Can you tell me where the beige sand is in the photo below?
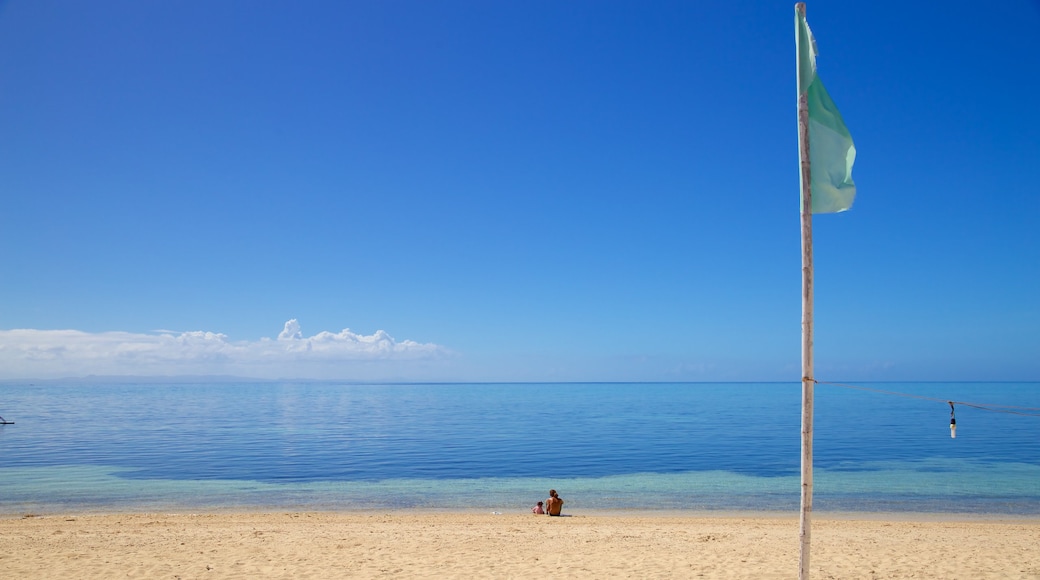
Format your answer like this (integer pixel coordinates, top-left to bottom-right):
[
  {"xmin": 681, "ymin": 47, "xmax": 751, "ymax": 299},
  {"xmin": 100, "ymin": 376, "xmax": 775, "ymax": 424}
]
[{"xmin": 1, "ymin": 512, "xmax": 1038, "ymax": 579}]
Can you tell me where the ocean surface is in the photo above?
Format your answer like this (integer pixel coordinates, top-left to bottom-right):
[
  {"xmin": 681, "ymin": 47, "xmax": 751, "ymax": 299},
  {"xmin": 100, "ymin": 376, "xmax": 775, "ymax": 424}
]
[{"xmin": 1, "ymin": 382, "xmax": 1038, "ymax": 515}]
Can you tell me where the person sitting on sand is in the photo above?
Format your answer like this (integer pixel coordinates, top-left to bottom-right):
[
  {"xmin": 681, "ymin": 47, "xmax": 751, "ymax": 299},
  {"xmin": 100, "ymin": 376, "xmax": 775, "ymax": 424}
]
[
  {"xmin": 532, "ymin": 501, "xmax": 544, "ymax": 514},
  {"xmin": 545, "ymin": 490, "xmax": 563, "ymax": 516}
]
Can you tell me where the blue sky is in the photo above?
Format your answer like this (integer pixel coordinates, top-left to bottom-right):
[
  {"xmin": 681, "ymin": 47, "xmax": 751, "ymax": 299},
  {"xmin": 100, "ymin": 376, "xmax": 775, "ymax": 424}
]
[{"xmin": 1, "ymin": 0, "xmax": 1037, "ymax": 382}]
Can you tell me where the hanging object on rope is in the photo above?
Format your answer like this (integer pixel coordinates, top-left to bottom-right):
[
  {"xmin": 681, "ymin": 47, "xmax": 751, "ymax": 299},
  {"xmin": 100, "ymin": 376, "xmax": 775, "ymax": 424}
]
[{"xmin": 949, "ymin": 402, "xmax": 956, "ymax": 439}]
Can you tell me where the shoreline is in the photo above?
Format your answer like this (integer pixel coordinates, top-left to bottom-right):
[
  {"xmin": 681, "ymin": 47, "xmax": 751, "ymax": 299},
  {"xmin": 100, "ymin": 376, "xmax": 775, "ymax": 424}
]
[
  {"xmin": 2, "ymin": 511, "xmax": 1038, "ymax": 578},
  {"xmin": 5, "ymin": 507, "xmax": 1040, "ymax": 523}
]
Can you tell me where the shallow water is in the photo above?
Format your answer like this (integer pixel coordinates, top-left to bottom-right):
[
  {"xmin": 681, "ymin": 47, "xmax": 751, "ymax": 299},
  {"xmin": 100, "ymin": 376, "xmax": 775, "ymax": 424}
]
[{"xmin": 1, "ymin": 382, "xmax": 1037, "ymax": 514}]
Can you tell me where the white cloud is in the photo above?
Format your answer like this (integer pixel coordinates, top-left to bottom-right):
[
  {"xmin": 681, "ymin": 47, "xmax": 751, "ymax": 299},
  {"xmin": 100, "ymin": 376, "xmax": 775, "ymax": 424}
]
[{"xmin": 0, "ymin": 320, "xmax": 450, "ymax": 380}]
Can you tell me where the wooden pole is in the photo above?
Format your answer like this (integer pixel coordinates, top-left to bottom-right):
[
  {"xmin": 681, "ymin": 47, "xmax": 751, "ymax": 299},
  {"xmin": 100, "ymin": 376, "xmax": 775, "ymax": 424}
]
[{"xmin": 795, "ymin": 3, "xmax": 814, "ymax": 580}]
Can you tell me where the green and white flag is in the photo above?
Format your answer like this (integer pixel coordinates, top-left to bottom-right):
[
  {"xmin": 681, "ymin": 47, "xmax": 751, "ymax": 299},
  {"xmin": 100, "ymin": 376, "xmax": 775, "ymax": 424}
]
[{"xmin": 796, "ymin": 7, "xmax": 856, "ymax": 214}]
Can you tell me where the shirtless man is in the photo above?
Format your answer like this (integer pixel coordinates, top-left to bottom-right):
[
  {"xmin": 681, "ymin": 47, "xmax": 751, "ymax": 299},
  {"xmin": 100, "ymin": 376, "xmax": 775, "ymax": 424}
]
[{"xmin": 545, "ymin": 489, "xmax": 563, "ymax": 516}]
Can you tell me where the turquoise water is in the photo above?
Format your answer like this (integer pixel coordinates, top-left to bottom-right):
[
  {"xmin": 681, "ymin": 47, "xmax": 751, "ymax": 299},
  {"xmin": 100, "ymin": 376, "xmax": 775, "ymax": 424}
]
[{"xmin": 1, "ymin": 382, "xmax": 1037, "ymax": 514}]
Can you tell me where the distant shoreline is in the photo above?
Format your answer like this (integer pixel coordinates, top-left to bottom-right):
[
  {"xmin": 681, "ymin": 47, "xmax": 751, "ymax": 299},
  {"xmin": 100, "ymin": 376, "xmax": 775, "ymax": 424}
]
[{"xmin": 3, "ymin": 377, "xmax": 1035, "ymax": 385}]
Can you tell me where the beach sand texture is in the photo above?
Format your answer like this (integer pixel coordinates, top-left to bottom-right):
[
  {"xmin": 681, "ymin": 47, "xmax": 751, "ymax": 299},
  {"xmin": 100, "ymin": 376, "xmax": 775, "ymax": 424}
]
[{"xmin": 1, "ymin": 512, "xmax": 1038, "ymax": 579}]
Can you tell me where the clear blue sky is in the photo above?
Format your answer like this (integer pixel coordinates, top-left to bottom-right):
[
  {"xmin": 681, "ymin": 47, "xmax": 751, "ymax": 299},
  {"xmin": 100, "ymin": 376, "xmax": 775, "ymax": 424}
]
[{"xmin": 1, "ymin": 0, "xmax": 1037, "ymax": 382}]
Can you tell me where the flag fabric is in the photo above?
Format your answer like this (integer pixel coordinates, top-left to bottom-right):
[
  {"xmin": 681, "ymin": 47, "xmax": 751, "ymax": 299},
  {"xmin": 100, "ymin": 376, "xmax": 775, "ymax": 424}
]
[{"xmin": 796, "ymin": 7, "xmax": 856, "ymax": 214}]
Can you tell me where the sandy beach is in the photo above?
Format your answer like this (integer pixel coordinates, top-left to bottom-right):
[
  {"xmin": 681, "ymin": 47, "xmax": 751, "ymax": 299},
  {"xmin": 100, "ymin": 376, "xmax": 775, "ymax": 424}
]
[{"xmin": 1, "ymin": 512, "xmax": 1038, "ymax": 579}]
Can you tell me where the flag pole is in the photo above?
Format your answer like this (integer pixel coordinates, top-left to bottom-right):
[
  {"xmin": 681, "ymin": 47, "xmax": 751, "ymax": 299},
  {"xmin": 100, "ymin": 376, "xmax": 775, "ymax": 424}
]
[{"xmin": 795, "ymin": 3, "xmax": 815, "ymax": 580}]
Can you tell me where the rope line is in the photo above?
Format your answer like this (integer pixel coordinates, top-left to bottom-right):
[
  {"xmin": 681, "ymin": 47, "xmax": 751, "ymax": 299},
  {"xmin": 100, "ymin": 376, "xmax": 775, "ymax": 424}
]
[{"xmin": 814, "ymin": 380, "xmax": 1040, "ymax": 418}]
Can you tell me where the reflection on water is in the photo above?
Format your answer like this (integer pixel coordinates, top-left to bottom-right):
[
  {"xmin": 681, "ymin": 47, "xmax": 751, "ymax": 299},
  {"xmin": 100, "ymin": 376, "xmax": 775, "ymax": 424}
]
[{"xmin": 0, "ymin": 382, "xmax": 1038, "ymax": 514}]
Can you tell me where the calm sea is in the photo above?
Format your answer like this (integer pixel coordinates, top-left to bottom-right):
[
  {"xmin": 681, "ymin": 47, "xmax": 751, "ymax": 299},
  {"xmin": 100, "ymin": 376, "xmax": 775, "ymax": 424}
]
[{"xmin": 1, "ymin": 382, "xmax": 1038, "ymax": 515}]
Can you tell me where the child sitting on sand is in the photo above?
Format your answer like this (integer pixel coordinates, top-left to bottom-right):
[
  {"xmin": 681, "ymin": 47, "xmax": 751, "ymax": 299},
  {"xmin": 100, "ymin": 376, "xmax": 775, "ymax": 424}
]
[{"xmin": 532, "ymin": 501, "xmax": 545, "ymax": 514}]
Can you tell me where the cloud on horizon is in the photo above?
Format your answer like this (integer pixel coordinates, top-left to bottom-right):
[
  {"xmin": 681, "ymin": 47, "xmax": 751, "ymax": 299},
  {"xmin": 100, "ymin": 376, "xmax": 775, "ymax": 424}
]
[{"xmin": 0, "ymin": 320, "xmax": 450, "ymax": 380}]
